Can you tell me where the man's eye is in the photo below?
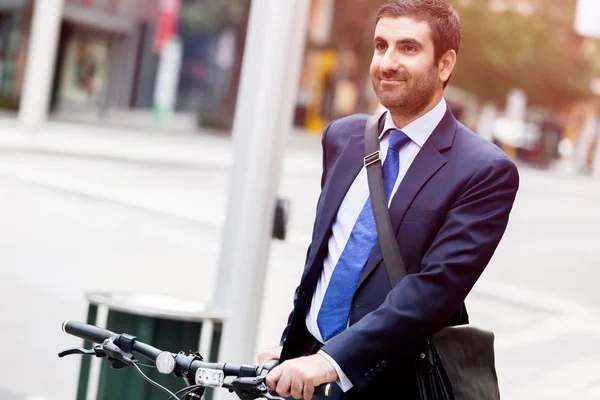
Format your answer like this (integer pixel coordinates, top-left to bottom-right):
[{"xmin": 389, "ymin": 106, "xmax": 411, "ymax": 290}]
[
  {"xmin": 404, "ymin": 45, "xmax": 417, "ymax": 52},
  {"xmin": 376, "ymin": 43, "xmax": 387, "ymax": 51}
]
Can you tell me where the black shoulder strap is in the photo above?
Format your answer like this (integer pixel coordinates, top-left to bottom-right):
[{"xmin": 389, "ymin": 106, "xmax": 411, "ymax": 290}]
[{"xmin": 364, "ymin": 111, "xmax": 407, "ymax": 287}]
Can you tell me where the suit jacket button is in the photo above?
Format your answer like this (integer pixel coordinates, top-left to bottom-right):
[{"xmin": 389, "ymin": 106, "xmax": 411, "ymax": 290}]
[{"xmin": 301, "ymin": 291, "xmax": 306, "ymax": 297}]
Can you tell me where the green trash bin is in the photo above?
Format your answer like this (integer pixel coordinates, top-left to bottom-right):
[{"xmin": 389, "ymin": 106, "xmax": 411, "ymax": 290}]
[{"xmin": 75, "ymin": 292, "xmax": 229, "ymax": 400}]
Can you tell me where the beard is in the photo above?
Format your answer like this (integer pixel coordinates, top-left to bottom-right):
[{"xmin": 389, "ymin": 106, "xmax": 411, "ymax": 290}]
[{"xmin": 372, "ymin": 66, "xmax": 438, "ymax": 118}]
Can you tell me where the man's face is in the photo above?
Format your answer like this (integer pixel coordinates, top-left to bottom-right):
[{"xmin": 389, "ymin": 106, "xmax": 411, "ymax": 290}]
[{"xmin": 370, "ymin": 17, "xmax": 442, "ymax": 117}]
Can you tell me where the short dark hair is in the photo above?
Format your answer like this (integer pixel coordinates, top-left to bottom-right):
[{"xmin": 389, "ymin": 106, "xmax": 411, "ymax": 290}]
[{"xmin": 376, "ymin": 0, "xmax": 462, "ymax": 64}]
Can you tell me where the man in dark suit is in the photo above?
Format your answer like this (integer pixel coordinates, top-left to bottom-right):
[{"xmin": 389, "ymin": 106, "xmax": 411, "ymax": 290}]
[{"xmin": 260, "ymin": 1, "xmax": 520, "ymax": 399}]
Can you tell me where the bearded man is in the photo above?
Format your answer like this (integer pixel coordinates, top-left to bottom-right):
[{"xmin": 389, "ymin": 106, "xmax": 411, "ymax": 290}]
[{"xmin": 259, "ymin": 1, "xmax": 520, "ymax": 399}]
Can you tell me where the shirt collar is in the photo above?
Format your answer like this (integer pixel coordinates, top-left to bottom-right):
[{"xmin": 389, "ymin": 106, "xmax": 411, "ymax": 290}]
[{"xmin": 380, "ymin": 97, "xmax": 447, "ymax": 147}]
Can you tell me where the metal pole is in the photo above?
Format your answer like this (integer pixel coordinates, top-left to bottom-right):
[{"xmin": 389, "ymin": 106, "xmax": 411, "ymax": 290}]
[
  {"xmin": 593, "ymin": 116, "xmax": 600, "ymax": 179},
  {"xmin": 213, "ymin": 0, "xmax": 310, "ymax": 377},
  {"xmin": 18, "ymin": 0, "xmax": 64, "ymax": 131}
]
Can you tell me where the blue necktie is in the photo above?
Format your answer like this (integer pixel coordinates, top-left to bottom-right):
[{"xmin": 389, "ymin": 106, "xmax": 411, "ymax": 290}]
[{"xmin": 317, "ymin": 129, "xmax": 410, "ymax": 342}]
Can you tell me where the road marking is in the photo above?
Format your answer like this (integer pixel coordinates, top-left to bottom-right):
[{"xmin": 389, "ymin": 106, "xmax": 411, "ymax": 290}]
[
  {"xmin": 141, "ymin": 224, "xmax": 220, "ymax": 252},
  {"xmin": 0, "ymin": 134, "xmax": 322, "ymax": 174},
  {"xmin": 0, "ymin": 160, "xmax": 315, "ymax": 252},
  {"xmin": 512, "ymin": 354, "xmax": 600, "ymax": 400},
  {"xmin": 473, "ymin": 280, "xmax": 592, "ymax": 317},
  {"xmin": 495, "ymin": 315, "xmax": 584, "ymax": 350},
  {"xmin": 472, "ymin": 282, "xmax": 600, "ymax": 350},
  {"xmin": 0, "ymin": 160, "xmax": 225, "ymax": 223}
]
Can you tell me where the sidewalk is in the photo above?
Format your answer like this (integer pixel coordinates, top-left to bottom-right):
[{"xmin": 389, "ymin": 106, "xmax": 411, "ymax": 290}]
[
  {"xmin": 0, "ymin": 117, "xmax": 323, "ymax": 248},
  {"xmin": 0, "ymin": 388, "xmax": 28, "ymax": 400},
  {"xmin": 0, "ymin": 117, "xmax": 323, "ymax": 171}
]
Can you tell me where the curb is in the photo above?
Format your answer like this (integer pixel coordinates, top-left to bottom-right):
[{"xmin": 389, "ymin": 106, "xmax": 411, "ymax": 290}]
[
  {"xmin": 0, "ymin": 145, "xmax": 229, "ymax": 169},
  {"xmin": 0, "ymin": 119, "xmax": 322, "ymax": 170},
  {"xmin": 0, "ymin": 388, "xmax": 43, "ymax": 400}
]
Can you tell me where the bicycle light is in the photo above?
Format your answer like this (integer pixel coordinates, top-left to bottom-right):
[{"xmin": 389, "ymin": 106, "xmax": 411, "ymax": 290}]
[
  {"xmin": 156, "ymin": 351, "xmax": 176, "ymax": 374},
  {"xmin": 195, "ymin": 368, "xmax": 225, "ymax": 387}
]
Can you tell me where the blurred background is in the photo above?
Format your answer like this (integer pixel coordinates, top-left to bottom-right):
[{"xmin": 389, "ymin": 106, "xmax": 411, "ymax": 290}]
[{"xmin": 0, "ymin": 0, "xmax": 599, "ymax": 399}]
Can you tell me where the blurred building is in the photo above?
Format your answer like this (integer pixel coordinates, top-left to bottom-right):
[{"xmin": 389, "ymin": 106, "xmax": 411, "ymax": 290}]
[
  {"xmin": 0, "ymin": 0, "xmax": 156, "ymax": 112},
  {"xmin": 0, "ymin": 0, "xmax": 468, "ymax": 134},
  {"xmin": 296, "ymin": 0, "xmax": 376, "ymax": 133},
  {"xmin": 0, "ymin": 0, "xmax": 252, "ymax": 130},
  {"xmin": 174, "ymin": 0, "xmax": 249, "ymax": 128},
  {"xmin": 55, "ymin": 0, "xmax": 156, "ymax": 115},
  {"xmin": 4, "ymin": 0, "xmax": 598, "ymax": 174},
  {"xmin": 0, "ymin": 0, "xmax": 31, "ymax": 110}
]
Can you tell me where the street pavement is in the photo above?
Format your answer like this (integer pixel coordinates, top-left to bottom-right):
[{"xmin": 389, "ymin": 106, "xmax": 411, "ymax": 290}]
[{"xmin": 0, "ymin": 119, "xmax": 599, "ymax": 399}]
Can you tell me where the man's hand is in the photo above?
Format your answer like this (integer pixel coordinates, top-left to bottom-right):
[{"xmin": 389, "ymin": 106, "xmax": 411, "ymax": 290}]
[
  {"xmin": 257, "ymin": 346, "xmax": 283, "ymax": 367},
  {"xmin": 265, "ymin": 354, "xmax": 338, "ymax": 400}
]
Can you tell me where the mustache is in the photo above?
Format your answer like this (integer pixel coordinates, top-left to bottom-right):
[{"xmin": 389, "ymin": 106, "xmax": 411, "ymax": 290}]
[{"xmin": 377, "ymin": 71, "xmax": 408, "ymax": 81}]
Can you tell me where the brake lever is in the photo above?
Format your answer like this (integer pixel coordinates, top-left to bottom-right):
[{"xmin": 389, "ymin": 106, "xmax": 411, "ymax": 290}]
[
  {"xmin": 253, "ymin": 380, "xmax": 284, "ymax": 400},
  {"xmin": 58, "ymin": 345, "xmax": 106, "ymax": 358},
  {"xmin": 226, "ymin": 377, "xmax": 285, "ymax": 400},
  {"xmin": 260, "ymin": 392, "xmax": 285, "ymax": 400},
  {"xmin": 255, "ymin": 360, "xmax": 286, "ymax": 399},
  {"xmin": 59, "ymin": 340, "xmax": 132, "ymax": 369}
]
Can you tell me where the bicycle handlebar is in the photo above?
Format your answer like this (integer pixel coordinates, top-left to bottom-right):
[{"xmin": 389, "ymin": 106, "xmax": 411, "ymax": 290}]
[
  {"xmin": 63, "ymin": 320, "xmax": 114, "ymax": 344},
  {"xmin": 62, "ymin": 320, "xmax": 332, "ymax": 398},
  {"xmin": 63, "ymin": 320, "xmax": 251, "ymax": 375}
]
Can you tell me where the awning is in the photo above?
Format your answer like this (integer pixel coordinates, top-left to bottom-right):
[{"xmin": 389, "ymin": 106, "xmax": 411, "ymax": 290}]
[
  {"xmin": 0, "ymin": 0, "xmax": 26, "ymax": 11},
  {"xmin": 63, "ymin": 5, "xmax": 135, "ymax": 34}
]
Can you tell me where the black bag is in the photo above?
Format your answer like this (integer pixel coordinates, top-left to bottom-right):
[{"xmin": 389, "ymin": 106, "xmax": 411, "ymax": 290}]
[{"xmin": 363, "ymin": 112, "xmax": 501, "ymax": 400}]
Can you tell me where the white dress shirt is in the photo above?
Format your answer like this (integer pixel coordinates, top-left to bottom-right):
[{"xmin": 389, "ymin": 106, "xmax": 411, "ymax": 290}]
[{"xmin": 306, "ymin": 98, "xmax": 448, "ymax": 391}]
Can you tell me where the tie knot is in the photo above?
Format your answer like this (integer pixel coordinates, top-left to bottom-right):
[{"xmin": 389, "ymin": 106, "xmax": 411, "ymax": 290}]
[{"xmin": 388, "ymin": 129, "xmax": 410, "ymax": 152}]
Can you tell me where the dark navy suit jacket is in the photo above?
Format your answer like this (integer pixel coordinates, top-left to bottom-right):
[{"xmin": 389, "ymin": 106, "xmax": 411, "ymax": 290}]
[{"xmin": 279, "ymin": 108, "xmax": 519, "ymax": 397}]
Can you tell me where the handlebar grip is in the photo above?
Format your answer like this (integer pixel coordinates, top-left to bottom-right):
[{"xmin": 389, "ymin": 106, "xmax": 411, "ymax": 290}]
[
  {"xmin": 62, "ymin": 320, "xmax": 115, "ymax": 344},
  {"xmin": 314, "ymin": 383, "xmax": 332, "ymax": 396}
]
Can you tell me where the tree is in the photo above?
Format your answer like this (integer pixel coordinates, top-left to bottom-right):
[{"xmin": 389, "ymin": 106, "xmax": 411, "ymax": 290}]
[
  {"xmin": 330, "ymin": 0, "xmax": 597, "ymax": 110},
  {"xmin": 449, "ymin": 0, "xmax": 596, "ymax": 108}
]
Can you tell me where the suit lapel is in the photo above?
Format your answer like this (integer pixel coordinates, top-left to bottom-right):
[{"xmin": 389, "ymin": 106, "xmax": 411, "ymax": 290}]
[
  {"xmin": 356, "ymin": 108, "xmax": 457, "ymax": 288},
  {"xmin": 311, "ymin": 115, "xmax": 389, "ymax": 262},
  {"xmin": 310, "ymin": 133, "xmax": 365, "ymax": 262}
]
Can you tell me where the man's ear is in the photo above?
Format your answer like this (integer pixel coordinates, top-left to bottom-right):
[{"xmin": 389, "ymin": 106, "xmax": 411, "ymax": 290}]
[{"xmin": 438, "ymin": 49, "xmax": 457, "ymax": 85}]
